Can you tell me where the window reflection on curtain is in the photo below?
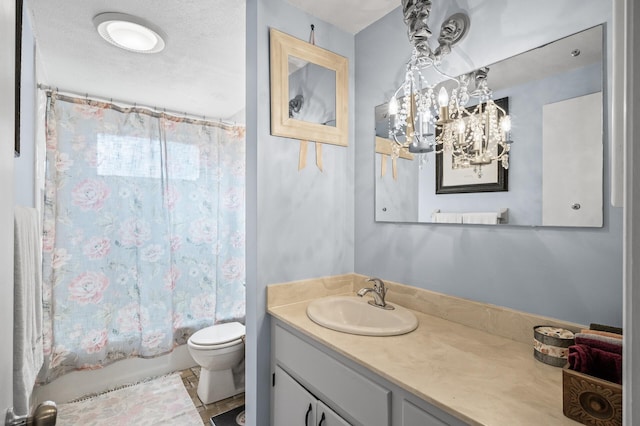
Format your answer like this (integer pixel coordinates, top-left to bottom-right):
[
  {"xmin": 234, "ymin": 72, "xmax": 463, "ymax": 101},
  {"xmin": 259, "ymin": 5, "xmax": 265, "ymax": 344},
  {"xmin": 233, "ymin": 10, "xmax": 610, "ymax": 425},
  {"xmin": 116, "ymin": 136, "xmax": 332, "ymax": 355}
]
[{"xmin": 39, "ymin": 94, "xmax": 245, "ymax": 383}]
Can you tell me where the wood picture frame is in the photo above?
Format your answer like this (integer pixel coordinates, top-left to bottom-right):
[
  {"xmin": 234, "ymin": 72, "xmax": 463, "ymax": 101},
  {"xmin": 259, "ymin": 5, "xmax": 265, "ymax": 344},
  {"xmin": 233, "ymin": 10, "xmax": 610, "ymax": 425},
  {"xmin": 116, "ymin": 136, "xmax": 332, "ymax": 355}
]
[
  {"xmin": 435, "ymin": 97, "xmax": 509, "ymax": 194},
  {"xmin": 269, "ymin": 27, "xmax": 348, "ymax": 147}
]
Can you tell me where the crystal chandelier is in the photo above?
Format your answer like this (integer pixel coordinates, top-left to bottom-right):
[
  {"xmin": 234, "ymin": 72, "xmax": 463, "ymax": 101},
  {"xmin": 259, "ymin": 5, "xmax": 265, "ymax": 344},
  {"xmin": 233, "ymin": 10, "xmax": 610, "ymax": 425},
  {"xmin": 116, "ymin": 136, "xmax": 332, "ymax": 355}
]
[
  {"xmin": 388, "ymin": 0, "xmax": 512, "ymax": 175},
  {"xmin": 436, "ymin": 67, "xmax": 512, "ymax": 177}
]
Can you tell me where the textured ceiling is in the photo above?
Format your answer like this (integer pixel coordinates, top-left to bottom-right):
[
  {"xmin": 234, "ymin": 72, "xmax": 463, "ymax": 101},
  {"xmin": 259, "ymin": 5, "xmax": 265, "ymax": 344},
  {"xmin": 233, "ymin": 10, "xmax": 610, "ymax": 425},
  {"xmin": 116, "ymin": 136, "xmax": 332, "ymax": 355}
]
[
  {"xmin": 25, "ymin": 1, "xmax": 599, "ymax": 123},
  {"xmin": 26, "ymin": 0, "xmax": 395, "ymax": 122},
  {"xmin": 27, "ymin": 0, "xmax": 247, "ymax": 120}
]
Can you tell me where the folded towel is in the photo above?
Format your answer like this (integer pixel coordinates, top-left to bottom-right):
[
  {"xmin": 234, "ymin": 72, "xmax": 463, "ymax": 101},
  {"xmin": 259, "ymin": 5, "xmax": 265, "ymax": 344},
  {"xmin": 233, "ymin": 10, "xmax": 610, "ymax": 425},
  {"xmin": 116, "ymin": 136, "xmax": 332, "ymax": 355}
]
[
  {"xmin": 568, "ymin": 344, "xmax": 623, "ymax": 385},
  {"xmin": 575, "ymin": 333, "xmax": 623, "ymax": 355},
  {"xmin": 431, "ymin": 212, "xmax": 463, "ymax": 223},
  {"xmin": 461, "ymin": 212, "xmax": 499, "ymax": 224},
  {"xmin": 580, "ymin": 329, "xmax": 623, "ymax": 340}
]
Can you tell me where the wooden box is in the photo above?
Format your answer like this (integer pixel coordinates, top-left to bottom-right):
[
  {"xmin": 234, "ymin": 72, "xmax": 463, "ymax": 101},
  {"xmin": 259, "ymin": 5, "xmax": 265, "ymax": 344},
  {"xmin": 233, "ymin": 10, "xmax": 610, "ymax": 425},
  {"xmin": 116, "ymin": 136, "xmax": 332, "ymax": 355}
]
[{"xmin": 563, "ymin": 366, "xmax": 622, "ymax": 425}]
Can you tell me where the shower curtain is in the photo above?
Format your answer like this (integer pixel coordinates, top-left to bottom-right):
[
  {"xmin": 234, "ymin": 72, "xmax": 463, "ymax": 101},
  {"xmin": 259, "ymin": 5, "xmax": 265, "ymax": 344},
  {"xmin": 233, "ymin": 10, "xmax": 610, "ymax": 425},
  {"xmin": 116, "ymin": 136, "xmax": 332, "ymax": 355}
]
[{"xmin": 39, "ymin": 94, "xmax": 245, "ymax": 383}]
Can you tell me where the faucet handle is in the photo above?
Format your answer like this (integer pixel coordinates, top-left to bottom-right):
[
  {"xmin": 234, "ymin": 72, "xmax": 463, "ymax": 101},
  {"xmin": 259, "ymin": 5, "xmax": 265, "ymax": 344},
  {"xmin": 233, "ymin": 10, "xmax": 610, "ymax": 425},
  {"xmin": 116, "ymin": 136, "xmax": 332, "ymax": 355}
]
[{"xmin": 367, "ymin": 277, "xmax": 386, "ymax": 295}]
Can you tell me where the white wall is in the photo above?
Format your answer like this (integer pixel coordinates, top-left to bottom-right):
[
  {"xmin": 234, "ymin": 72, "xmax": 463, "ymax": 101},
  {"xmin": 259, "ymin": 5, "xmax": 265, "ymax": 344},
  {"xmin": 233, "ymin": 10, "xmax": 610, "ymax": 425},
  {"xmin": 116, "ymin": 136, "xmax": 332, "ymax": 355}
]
[
  {"xmin": 355, "ymin": 0, "xmax": 623, "ymax": 327},
  {"xmin": 0, "ymin": 0, "xmax": 16, "ymax": 414},
  {"xmin": 246, "ymin": 0, "xmax": 355, "ymax": 424}
]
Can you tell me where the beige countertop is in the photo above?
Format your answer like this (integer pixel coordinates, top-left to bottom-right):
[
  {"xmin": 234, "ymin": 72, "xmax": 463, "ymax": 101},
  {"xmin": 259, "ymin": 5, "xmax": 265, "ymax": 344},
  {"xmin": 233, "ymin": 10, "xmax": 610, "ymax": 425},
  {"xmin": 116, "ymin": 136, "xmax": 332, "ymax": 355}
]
[{"xmin": 267, "ymin": 274, "xmax": 582, "ymax": 426}]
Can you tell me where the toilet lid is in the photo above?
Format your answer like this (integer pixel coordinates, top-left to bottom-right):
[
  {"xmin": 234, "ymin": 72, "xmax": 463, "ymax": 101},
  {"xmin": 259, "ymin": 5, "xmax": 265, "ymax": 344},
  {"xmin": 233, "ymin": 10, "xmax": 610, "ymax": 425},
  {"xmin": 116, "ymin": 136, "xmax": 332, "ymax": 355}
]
[{"xmin": 190, "ymin": 322, "xmax": 245, "ymax": 346}]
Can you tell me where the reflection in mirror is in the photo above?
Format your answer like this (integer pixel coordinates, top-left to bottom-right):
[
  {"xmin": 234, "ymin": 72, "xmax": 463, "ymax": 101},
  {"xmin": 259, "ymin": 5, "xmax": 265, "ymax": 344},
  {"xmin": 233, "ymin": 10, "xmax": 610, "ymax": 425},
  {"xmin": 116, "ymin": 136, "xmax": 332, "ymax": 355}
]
[
  {"xmin": 288, "ymin": 56, "xmax": 336, "ymax": 126},
  {"xmin": 375, "ymin": 25, "xmax": 604, "ymax": 227},
  {"xmin": 269, "ymin": 28, "xmax": 348, "ymax": 147}
]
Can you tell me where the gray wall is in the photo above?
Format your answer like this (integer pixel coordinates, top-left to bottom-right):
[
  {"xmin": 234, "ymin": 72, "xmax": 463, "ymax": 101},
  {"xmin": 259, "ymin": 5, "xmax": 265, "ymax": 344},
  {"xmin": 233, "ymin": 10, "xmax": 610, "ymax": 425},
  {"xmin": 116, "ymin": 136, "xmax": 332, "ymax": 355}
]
[
  {"xmin": 246, "ymin": 0, "xmax": 355, "ymax": 424},
  {"xmin": 355, "ymin": 1, "xmax": 623, "ymax": 327},
  {"xmin": 1, "ymin": 0, "xmax": 17, "ymax": 416}
]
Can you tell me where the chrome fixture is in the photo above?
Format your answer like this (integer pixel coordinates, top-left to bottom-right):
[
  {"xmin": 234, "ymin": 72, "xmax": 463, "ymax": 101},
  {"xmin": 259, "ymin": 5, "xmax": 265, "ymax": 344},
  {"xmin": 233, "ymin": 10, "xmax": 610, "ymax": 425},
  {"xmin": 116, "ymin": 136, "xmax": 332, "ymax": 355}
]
[
  {"xmin": 388, "ymin": 0, "xmax": 512, "ymax": 175},
  {"xmin": 357, "ymin": 277, "xmax": 394, "ymax": 310},
  {"xmin": 5, "ymin": 401, "xmax": 57, "ymax": 426},
  {"xmin": 438, "ymin": 67, "xmax": 512, "ymax": 177}
]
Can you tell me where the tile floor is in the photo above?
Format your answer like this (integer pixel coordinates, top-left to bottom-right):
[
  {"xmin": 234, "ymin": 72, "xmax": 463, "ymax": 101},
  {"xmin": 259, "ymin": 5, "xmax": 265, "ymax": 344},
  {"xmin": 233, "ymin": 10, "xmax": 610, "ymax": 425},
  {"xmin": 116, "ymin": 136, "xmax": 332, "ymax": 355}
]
[{"xmin": 180, "ymin": 366, "xmax": 245, "ymax": 425}]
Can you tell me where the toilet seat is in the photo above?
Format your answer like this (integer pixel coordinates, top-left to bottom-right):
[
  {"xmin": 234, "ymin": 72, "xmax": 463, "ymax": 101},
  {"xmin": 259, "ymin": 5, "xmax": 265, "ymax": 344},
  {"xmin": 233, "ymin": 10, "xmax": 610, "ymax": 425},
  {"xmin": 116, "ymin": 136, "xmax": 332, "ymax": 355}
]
[{"xmin": 189, "ymin": 322, "xmax": 245, "ymax": 347}]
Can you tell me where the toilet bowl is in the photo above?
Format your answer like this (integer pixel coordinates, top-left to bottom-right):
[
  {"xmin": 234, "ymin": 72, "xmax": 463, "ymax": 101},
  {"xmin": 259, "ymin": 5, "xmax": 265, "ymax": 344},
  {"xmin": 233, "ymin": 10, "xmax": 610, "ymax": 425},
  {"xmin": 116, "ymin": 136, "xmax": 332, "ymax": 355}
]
[{"xmin": 187, "ymin": 322, "xmax": 245, "ymax": 404}]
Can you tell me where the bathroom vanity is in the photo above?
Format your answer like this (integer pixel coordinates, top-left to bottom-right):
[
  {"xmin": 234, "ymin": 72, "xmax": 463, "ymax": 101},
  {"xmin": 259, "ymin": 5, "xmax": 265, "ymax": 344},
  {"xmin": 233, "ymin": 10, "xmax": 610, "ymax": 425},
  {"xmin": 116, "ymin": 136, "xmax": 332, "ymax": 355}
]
[
  {"xmin": 271, "ymin": 319, "xmax": 465, "ymax": 425},
  {"xmin": 268, "ymin": 274, "xmax": 583, "ymax": 425}
]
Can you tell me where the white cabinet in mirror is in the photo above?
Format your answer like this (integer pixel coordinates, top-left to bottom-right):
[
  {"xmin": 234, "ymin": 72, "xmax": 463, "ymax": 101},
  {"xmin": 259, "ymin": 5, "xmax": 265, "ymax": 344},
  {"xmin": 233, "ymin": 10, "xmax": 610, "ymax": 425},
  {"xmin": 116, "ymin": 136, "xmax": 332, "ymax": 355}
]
[{"xmin": 374, "ymin": 25, "xmax": 604, "ymax": 227}]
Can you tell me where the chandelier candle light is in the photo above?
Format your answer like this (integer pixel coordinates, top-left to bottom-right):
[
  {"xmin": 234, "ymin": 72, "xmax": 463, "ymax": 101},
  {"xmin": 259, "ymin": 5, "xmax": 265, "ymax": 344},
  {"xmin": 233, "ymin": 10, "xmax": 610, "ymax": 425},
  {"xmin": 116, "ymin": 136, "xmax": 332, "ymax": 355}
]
[{"xmin": 388, "ymin": 0, "xmax": 512, "ymax": 177}]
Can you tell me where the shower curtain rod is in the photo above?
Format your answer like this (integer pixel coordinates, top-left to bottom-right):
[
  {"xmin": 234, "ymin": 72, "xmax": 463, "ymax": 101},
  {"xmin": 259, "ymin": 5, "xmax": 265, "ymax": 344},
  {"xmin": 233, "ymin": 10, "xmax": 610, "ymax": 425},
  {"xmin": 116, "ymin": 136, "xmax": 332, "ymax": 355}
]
[{"xmin": 37, "ymin": 83, "xmax": 239, "ymax": 128}]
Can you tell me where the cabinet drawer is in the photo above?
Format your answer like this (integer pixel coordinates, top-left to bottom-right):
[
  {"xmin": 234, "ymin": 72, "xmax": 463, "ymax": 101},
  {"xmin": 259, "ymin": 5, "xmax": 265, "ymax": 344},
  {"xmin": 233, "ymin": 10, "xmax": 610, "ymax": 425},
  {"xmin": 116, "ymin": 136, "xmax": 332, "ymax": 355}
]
[{"xmin": 275, "ymin": 324, "xmax": 390, "ymax": 426}]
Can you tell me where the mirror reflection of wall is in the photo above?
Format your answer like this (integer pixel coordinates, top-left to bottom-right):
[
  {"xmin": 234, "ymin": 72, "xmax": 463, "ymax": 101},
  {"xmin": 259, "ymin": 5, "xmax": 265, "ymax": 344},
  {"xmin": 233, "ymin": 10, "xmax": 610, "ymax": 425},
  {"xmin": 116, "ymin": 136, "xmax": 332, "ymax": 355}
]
[
  {"xmin": 288, "ymin": 56, "xmax": 336, "ymax": 126},
  {"xmin": 374, "ymin": 25, "xmax": 604, "ymax": 228}
]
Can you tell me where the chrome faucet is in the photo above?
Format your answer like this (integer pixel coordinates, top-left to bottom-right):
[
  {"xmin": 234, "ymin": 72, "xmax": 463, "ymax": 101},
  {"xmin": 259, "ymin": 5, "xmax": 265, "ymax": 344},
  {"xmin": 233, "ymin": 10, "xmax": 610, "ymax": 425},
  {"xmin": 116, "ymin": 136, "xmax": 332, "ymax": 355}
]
[{"xmin": 357, "ymin": 277, "xmax": 394, "ymax": 310}]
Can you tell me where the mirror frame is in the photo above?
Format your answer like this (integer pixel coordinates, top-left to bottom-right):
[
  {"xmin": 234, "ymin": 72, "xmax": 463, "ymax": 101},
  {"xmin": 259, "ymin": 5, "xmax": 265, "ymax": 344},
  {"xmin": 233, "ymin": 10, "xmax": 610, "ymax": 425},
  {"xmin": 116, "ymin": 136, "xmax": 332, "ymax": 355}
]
[{"xmin": 269, "ymin": 27, "xmax": 349, "ymax": 147}]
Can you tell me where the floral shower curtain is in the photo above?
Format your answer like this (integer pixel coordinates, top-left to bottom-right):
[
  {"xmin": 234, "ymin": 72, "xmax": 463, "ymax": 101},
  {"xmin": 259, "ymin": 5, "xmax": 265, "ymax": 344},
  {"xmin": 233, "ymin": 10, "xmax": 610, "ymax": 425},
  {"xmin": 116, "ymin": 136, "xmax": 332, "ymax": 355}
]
[{"xmin": 39, "ymin": 94, "xmax": 245, "ymax": 383}]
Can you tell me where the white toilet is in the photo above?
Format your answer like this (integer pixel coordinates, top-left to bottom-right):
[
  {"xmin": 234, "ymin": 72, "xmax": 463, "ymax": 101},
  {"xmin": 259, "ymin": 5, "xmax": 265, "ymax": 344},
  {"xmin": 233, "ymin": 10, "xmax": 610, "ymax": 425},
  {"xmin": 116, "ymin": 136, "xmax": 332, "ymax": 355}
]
[{"xmin": 187, "ymin": 322, "xmax": 245, "ymax": 404}]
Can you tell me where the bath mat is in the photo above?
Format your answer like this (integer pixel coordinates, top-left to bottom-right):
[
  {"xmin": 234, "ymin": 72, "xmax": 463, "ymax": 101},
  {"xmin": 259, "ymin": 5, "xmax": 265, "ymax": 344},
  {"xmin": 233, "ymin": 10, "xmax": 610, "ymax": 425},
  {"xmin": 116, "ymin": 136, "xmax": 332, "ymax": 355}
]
[
  {"xmin": 56, "ymin": 373, "xmax": 202, "ymax": 425},
  {"xmin": 211, "ymin": 404, "xmax": 245, "ymax": 426}
]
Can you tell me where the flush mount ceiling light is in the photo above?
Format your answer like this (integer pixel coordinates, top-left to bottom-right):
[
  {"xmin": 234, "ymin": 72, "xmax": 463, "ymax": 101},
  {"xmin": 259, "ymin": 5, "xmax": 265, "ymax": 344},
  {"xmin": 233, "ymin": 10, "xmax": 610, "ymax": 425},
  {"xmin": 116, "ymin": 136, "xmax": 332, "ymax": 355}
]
[{"xmin": 93, "ymin": 12, "xmax": 166, "ymax": 53}]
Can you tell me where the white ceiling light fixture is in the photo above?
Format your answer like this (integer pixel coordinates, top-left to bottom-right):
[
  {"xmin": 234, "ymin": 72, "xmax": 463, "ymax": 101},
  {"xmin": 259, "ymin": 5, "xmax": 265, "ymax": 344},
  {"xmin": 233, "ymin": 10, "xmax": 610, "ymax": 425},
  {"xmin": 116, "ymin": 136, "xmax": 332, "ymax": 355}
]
[{"xmin": 93, "ymin": 12, "xmax": 166, "ymax": 54}]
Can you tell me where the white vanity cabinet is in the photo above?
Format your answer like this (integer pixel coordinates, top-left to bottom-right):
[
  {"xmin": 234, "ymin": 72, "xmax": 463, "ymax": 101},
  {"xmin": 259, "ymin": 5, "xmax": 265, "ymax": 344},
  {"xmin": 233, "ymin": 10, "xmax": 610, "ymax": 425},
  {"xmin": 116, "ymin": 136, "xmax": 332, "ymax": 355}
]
[
  {"xmin": 273, "ymin": 365, "xmax": 350, "ymax": 426},
  {"xmin": 271, "ymin": 320, "xmax": 467, "ymax": 426}
]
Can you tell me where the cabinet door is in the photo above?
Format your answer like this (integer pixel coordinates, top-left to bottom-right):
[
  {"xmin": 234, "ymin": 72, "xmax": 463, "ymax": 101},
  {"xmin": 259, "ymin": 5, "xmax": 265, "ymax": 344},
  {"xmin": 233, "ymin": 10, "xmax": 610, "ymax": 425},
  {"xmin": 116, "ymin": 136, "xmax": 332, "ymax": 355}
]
[
  {"xmin": 316, "ymin": 400, "xmax": 351, "ymax": 426},
  {"xmin": 273, "ymin": 366, "xmax": 316, "ymax": 426},
  {"xmin": 402, "ymin": 400, "xmax": 449, "ymax": 426}
]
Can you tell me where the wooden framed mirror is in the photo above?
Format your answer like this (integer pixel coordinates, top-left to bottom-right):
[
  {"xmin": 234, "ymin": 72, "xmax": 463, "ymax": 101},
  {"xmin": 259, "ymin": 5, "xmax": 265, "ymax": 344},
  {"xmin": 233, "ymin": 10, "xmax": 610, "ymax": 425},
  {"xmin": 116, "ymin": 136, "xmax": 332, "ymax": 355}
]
[{"xmin": 269, "ymin": 28, "xmax": 348, "ymax": 147}]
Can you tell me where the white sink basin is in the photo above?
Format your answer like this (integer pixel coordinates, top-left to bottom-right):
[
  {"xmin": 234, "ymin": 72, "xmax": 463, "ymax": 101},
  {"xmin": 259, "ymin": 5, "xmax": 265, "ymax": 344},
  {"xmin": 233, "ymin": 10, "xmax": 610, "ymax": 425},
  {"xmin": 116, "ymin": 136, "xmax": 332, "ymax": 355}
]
[{"xmin": 306, "ymin": 295, "xmax": 418, "ymax": 336}]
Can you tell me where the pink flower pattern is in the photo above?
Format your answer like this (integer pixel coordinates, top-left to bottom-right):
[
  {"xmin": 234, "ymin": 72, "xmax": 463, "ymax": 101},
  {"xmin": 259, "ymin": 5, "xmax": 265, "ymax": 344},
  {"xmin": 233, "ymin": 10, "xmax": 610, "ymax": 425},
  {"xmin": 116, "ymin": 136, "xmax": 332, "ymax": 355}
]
[
  {"xmin": 170, "ymin": 236, "xmax": 182, "ymax": 252},
  {"xmin": 141, "ymin": 244, "xmax": 164, "ymax": 263},
  {"xmin": 81, "ymin": 329, "xmax": 108, "ymax": 354},
  {"xmin": 51, "ymin": 248, "xmax": 72, "ymax": 269},
  {"xmin": 116, "ymin": 304, "xmax": 147, "ymax": 333},
  {"xmin": 222, "ymin": 257, "xmax": 245, "ymax": 281},
  {"xmin": 71, "ymin": 179, "xmax": 111, "ymax": 211},
  {"xmin": 188, "ymin": 218, "xmax": 216, "ymax": 244},
  {"xmin": 55, "ymin": 152, "xmax": 74, "ymax": 172},
  {"xmin": 164, "ymin": 267, "xmax": 181, "ymax": 291},
  {"xmin": 118, "ymin": 218, "xmax": 152, "ymax": 247},
  {"xmin": 68, "ymin": 272, "xmax": 110, "ymax": 305},
  {"xmin": 190, "ymin": 294, "xmax": 216, "ymax": 320},
  {"xmin": 164, "ymin": 186, "xmax": 180, "ymax": 211},
  {"xmin": 83, "ymin": 237, "xmax": 111, "ymax": 260},
  {"xmin": 142, "ymin": 331, "xmax": 167, "ymax": 350},
  {"xmin": 223, "ymin": 187, "xmax": 243, "ymax": 210},
  {"xmin": 40, "ymin": 97, "xmax": 245, "ymax": 382}
]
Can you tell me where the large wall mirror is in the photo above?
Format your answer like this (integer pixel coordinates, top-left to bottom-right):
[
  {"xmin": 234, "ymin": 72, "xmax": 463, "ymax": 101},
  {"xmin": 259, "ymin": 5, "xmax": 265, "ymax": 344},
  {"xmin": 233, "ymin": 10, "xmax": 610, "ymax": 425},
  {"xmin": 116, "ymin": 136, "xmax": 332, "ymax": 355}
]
[
  {"xmin": 270, "ymin": 28, "xmax": 348, "ymax": 146},
  {"xmin": 374, "ymin": 25, "xmax": 604, "ymax": 227}
]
